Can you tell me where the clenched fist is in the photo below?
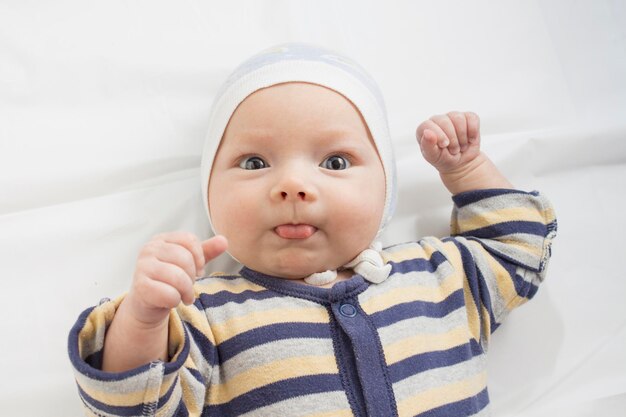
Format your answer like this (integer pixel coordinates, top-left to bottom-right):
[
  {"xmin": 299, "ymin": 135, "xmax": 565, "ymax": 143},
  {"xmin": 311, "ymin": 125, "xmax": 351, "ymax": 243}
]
[
  {"xmin": 416, "ymin": 111, "xmax": 481, "ymax": 174},
  {"xmin": 127, "ymin": 232, "xmax": 228, "ymax": 326}
]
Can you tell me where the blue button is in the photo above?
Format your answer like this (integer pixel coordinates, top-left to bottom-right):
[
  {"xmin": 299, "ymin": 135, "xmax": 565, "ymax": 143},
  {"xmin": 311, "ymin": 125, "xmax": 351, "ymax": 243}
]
[{"xmin": 339, "ymin": 303, "xmax": 357, "ymax": 317}]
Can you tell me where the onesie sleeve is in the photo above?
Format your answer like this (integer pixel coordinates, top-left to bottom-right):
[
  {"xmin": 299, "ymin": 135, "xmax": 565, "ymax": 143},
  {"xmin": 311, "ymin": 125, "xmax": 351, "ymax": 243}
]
[
  {"xmin": 67, "ymin": 295, "xmax": 216, "ymax": 417},
  {"xmin": 437, "ymin": 189, "xmax": 557, "ymax": 350}
]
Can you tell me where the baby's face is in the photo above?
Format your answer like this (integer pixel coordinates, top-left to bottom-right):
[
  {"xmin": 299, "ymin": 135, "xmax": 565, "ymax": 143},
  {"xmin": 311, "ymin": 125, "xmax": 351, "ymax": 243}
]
[{"xmin": 208, "ymin": 82, "xmax": 386, "ymax": 279}]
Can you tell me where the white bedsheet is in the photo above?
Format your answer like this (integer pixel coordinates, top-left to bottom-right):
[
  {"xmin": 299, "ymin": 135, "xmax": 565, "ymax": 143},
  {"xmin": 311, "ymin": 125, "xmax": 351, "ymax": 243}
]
[{"xmin": 1, "ymin": 1, "xmax": 625, "ymax": 416}]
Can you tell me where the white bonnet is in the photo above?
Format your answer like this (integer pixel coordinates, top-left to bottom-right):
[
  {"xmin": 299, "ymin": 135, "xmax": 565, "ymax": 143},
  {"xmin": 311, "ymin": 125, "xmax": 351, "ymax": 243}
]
[{"xmin": 200, "ymin": 43, "xmax": 397, "ymax": 236}]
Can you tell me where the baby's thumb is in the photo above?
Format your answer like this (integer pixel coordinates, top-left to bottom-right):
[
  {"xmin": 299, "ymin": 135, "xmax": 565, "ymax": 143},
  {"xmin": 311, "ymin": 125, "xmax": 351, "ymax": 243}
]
[{"xmin": 201, "ymin": 235, "xmax": 229, "ymax": 266}]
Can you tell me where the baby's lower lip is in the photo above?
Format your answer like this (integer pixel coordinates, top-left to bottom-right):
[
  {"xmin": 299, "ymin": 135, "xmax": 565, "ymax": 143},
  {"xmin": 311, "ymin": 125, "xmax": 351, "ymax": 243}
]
[{"xmin": 274, "ymin": 224, "xmax": 317, "ymax": 239}]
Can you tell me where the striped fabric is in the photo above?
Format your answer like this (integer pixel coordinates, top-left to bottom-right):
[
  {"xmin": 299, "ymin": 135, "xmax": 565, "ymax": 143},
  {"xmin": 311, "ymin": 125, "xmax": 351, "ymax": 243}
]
[{"xmin": 68, "ymin": 188, "xmax": 557, "ymax": 417}]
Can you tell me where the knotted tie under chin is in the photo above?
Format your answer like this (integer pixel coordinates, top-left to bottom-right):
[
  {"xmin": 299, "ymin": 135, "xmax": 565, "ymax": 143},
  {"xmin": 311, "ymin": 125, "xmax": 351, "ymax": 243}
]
[{"xmin": 304, "ymin": 242, "xmax": 392, "ymax": 286}]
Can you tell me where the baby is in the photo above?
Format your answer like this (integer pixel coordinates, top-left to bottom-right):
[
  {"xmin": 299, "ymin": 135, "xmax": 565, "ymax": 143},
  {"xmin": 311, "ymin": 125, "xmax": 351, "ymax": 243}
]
[{"xmin": 69, "ymin": 44, "xmax": 557, "ymax": 417}]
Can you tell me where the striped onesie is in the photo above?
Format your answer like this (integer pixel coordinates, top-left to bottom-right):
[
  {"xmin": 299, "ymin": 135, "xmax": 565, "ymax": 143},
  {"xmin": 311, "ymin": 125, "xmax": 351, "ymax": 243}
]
[{"xmin": 68, "ymin": 188, "xmax": 557, "ymax": 417}]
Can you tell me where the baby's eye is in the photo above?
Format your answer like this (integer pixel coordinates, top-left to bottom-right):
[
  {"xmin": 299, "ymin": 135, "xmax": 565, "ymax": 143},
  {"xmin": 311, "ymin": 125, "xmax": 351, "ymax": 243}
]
[
  {"xmin": 239, "ymin": 156, "xmax": 268, "ymax": 170},
  {"xmin": 321, "ymin": 155, "xmax": 350, "ymax": 170}
]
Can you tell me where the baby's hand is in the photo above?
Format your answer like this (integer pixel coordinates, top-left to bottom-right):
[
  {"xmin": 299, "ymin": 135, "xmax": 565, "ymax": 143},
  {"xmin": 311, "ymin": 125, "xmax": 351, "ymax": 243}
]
[
  {"xmin": 416, "ymin": 111, "xmax": 481, "ymax": 174},
  {"xmin": 126, "ymin": 232, "xmax": 228, "ymax": 326}
]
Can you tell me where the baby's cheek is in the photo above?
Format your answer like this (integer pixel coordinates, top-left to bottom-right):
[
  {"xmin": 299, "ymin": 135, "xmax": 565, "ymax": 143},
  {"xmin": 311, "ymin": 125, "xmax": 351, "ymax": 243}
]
[{"xmin": 334, "ymin": 195, "xmax": 382, "ymax": 239}]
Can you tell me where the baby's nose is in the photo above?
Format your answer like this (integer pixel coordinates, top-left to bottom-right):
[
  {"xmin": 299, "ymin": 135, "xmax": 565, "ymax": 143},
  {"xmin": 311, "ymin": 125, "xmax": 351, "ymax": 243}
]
[
  {"xmin": 281, "ymin": 191, "xmax": 307, "ymax": 200},
  {"xmin": 271, "ymin": 175, "xmax": 317, "ymax": 202}
]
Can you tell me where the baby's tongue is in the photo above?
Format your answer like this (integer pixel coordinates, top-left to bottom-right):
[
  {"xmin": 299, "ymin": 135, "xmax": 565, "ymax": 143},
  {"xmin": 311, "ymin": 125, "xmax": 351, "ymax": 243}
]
[{"xmin": 275, "ymin": 224, "xmax": 316, "ymax": 239}]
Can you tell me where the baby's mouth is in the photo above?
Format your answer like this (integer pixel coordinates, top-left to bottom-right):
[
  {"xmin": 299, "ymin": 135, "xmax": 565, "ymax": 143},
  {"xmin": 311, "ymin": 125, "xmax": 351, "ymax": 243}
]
[{"xmin": 274, "ymin": 224, "xmax": 318, "ymax": 239}]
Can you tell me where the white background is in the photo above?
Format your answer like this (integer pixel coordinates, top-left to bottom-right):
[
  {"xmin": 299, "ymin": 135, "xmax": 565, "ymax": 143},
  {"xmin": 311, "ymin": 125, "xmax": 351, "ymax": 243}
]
[{"xmin": 1, "ymin": 1, "xmax": 625, "ymax": 416}]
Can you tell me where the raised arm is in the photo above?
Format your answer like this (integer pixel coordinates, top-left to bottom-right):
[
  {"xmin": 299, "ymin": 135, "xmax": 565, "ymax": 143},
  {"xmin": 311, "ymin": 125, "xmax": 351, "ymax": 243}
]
[{"xmin": 413, "ymin": 111, "xmax": 557, "ymax": 349}]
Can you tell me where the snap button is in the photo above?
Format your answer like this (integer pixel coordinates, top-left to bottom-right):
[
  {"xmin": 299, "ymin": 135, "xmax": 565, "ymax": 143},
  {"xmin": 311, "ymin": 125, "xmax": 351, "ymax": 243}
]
[{"xmin": 339, "ymin": 303, "xmax": 357, "ymax": 317}]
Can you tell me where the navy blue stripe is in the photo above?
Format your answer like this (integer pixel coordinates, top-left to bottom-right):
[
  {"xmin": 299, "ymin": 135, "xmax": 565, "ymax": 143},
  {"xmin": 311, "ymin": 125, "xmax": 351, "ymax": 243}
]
[
  {"xmin": 465, "ymin": 234, "xmax": 543, "ymax": 272},
  {"xmin": 164, "ymin": 323, "xmax": 191, "ymax": 375},
  {"xmin": 198, "ymin": 288, "xmax": 278, "ymax": 309},
  {"xmin": 455, "ymin": 237, "xmax": 541, "ymax": 323},
  {"xmin": 186, "ymin": 322, "xmax": 217, "ymax": 367},
  {"xmin": 370, "ymin": 289, "xmax": 466, "ymax": 329},
  {"xmin": 174, "ymin": 401, "xmax": 189, "ymax": 417},
  {"xmin": 444, "ymin": 238, "xmax": 483, "ymax": 326},
  {"xmin": 471, "ymin": 266, "xmax": 500, "ymax": 338},
  {"xmin": 416, "ymin": 386, "xmax": 490, "ymax": 417},
  {"xmin": 388, "ymin": 250, "xmax": 448, "ymax": 275},
  {"xmin": 493, "ymin": 254, "xmax": 540, "ymax": 300},
  {"xmin": 84, "ymin": 349, "xmax": 103, "ymax": 370},
  {"xmin": 388, "ymin": 339, "xmax": 483, "ymax": 383},
  {"xmin": 525, "ymin": 278, "xmax": 539, "ymax": 299},
  {"xmin": 77, "ymin": 383, "xmax": 146, "ymax": 416},
  {"xmin": 452, "ymin": 188, "xmax": 525, "ymax": 208},
  {"xmin": 204, "ymin": 374, "xmax": 343, "ymax": 416},
  {"xmin": 196, "ymin": 274, "xmax": 242, "ymax": 282},
  {"xmin": 185, "ymin": 366, "xmax": 205, "ymax": 385},
  {"xmin": 474, "ymin": 260, "xmax": 498, "ymax": 333},
  {"xmin": 217, "ymin": 322, "xmax": 332, "ymax": 363},
  {"xmin": 156, "ymin": 375, "xmax": 180, "ymax": 408},
  {"xmin": 457, "ymin": 220, "xmax": 547, "ymax": 239},
  {"xmin": 78, "ymin": 373, "xmax": 179, "ymax": 416}
]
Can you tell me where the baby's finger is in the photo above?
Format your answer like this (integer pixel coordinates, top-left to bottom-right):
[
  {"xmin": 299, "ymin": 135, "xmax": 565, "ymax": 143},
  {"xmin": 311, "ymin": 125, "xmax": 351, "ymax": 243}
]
[
  {"xmin": 447, "ymin": 111, "xmax": 469, "ymax": 151},
  {"xmin": 466, "ymin": 112, "xmax": 480, "ymax": 144},
  {"xmin": 135, "ymin": 275, "xmax": 184, "ymax": 309},
  {"xmin": 142, "ymin": 260, "xmax": 195, "ymax": 305},
  {"xmin": 201, "ymin": 235, "xmax": 228, "ymax": 265},
  {"xmin": 155, "ymin": 232, "xmax": 205, "ymax": 277},
  {"xmin": 420, "ymin": 119, "xmax": 450, "ymax": 148},
  {"xmin": 431, "ymin": 114, "xmax": 460, "ymax": 154},
  {"xmin": 418, "ymin": 129, "xmax": 442, "ymax": 164},
  {"xmin": 150, "ymin": 241, "xmax": 197, "ymax": 282}
]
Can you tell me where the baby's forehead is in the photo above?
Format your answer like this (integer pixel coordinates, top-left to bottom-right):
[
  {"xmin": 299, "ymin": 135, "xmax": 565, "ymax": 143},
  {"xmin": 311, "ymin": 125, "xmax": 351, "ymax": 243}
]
[
  {"xmin": 222, "ymin": 84, "xmax": 373, "ymax": 149},
  {"xmin": 228, "ymin": 82, "xmax": 368, "ymax": 129}
]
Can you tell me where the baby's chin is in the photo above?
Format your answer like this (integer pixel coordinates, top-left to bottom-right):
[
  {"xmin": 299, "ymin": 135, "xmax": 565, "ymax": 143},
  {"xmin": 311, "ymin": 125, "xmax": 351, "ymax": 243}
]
[
  {"xmin": 231, "ymin": 244, "xmax": 357, "ymax": 279},
  {"xmin": 249, "ymin": 257, "xmax": 344, "ymax": 280}
]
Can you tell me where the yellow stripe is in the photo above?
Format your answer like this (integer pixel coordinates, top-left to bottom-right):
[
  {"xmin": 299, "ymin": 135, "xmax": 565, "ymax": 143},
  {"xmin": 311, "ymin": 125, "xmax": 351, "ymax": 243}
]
[
  {"xmin": 212, "ymin": 306, "xmax": 330, "ymax": 344},
  {"xmin": 397, "ymin": 371, "xmax": 488, "ymax": 416},
  {"xmin": 484, "ymin": 249, "xmax": 523, "ymax": 314},
  {"xmin": 457, "ymin": 206, "xmax": 551, "ymax": 232},
  {"xmin": 209, "ymin": 355, "xmax": 339, "ymax": 404},
  {"xmin": 383, "ymin": 242, "xmax": 438, "ymax": 264},
  {"xmin": 481, "ymin": 304, "xmax": 491, "ymax": 339},
  {"xmin": 360, "ymin": 273, "xmax": 461, "ymax": 315},
  {"xmin": 77, "ymin": 317, "xmax": 102, "ymax": 358},
  {"xmin": 168, "ymin": 310, "xmax": 190, "ymax": 362},
  {"xmin": 544, "ymin": 206, "xmax": 556, "ymax": 223},
  {"xmin": 77, "ymin": 297, "xmax": 122, "ymax": 358},
  {"xmin": 180, "ymin": 370, "xmax": 203, "ymax": 415},
  {"xmin": 384, "ymin": 326, "xmax": 470, "ymax": 365},
  {"xmin": 155, "ymin": 381, "xmax": 183, "ymax": 415},
  {"xmin": 177, "ymin": 302, "xmax": 216, "ymax": 345},
  {"xmin": 194, "ymin": 277, "xmax": 266, "ymax": 296},
  {"xmin": 77, "ymin": 372, "xmax": 178, "ymax": 408}
]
